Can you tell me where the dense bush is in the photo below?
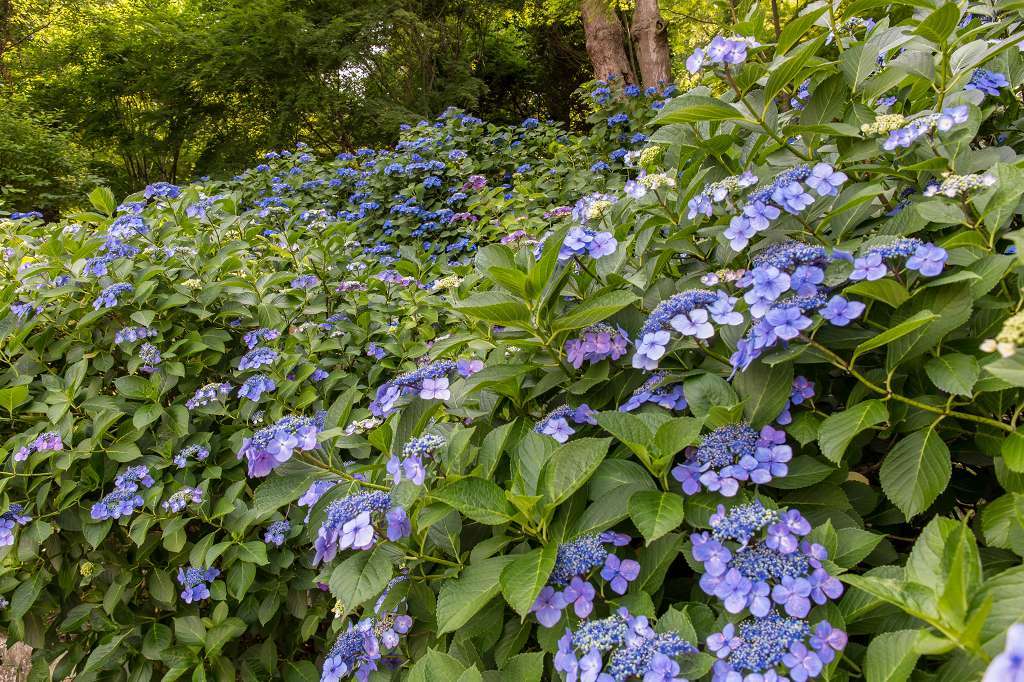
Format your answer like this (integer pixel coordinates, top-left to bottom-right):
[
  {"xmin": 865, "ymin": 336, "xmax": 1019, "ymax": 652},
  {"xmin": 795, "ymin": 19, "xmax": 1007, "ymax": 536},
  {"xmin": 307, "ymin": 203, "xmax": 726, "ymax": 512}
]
[{"xmin": 2, "ymin": 3, "xmax": 1024, "ymax": 681}]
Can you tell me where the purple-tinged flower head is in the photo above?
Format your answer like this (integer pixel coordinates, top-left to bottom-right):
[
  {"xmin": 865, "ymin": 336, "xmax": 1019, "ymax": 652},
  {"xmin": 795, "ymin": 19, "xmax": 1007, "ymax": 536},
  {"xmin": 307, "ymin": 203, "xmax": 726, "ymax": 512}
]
[
  {"xmin": 790, "ymin": 376, "xmax": 814, "ymax": 405},
  {"xmin": 0, "ymin": 504, "xmax": 31, "ymax": 546},
  {"xmin": 13, "ymin": 431, "xmax": 63, "ymax": 462},
  {"xmin": 565, "ymin": 323, "xmax": 630, "ymax": 369},
  {"xmin": 239, "ymin": 346, "xmax": 279, "ymax": 371},
  {"xmin": 185, "ymin": 382, "xmax": 232, "ymax": 410},
  {"xmin": 530, "ymin": 586, "xmax": 568, "ymax": 628},
  {"xmin": 174, "ymin": 444, "xmax": 209, "ymax": 468},
  {"xmin": 388, "ymin": 434, "xmax": 445, "ymax": 486},
  {"xmin": 600, "ymin": 554, "xmax": 640, "ymax": 595},
  {"xmin": 558, "ymin": 226, "xmax": 618, "ymax": 261},
  {"xmin": 983, "ymin": 623, "xmax": 1024, "ymax": 682},
  {"xmin": 177, "ymin": 565, "xmax": 219, "ymax": 603},
  {"xmin": 115, "ymin": 326, "xmax": 157, "ymax": 344},
  {"xmin": 804, "ymin": 164, "xmax": 848, "ymax": 197},
  {"xmin": 291, "ymin": 274, "xmax": 320, "ymax": 290},
  {"xmin": 771, "ymin": 182, "xmax": 815, "ymax": 214},
  {"xmin": 879, "ymin": 105, "xmax": 969, "ymax": 150},
  {"xmin": 144, "ymin": 182, "xmax": 181, "ymax": 200},
  {"xmin": 687, "ymin": 35, "xmax": 758, "ymax": 72},
  {"xmin": 238, "ymin": 373, "xmax": 276, "ymax": 401},
  {"xmin": 619, "ymin": 372, "xmax": 688, "ymax": 412},
  {"xmin": 455, "ymin": 358, "xmax": 483, "ymax": 377},
  {"xmin": 571, "ymin": 193, "xmax": 618, "ymax": 225},
  {"xmin": 741, "ymin": 241, "xmax": 831, "ymax": 316},
  {"xmin": 298, "ymin": 480, "xmax": 337, "ymax": 522},
  {"xmin": 138, "ymin": 342, "xmax": 161, "ymax": 373},
  {"xmin": 535, "ymin": 404, "xmax": 596, "ymax": 443},
  {"xmin": 321, "ymin": 611, "xmax": 412, "ymax": 682},
  {"xmin": 264, "ymin": 519, "xmax": 291, "ymax": 546},
  {"xmin": 365, "ymin": 342, "xmax": 386, "ymax": 360},
  {"xmin": 555, "ymin": 609, "xmax": 698, "ymax": 680},
  {"xmin": 162, "ymin": 487, "xmax": 203, "ymax": 513},
  {"xmin": 729, "ymin": 293, "xmax": 828, "ymax": 372},
  {"xmin": 550, "ymin": 534, "xmax": 609, "ymax": 586},
  {"xmin": 93, "ymin": 283, "xmax": 133, "ymax": 310},
  {"xmin": 115, "ymin": 465, "xmax": 155, "ymax": 491},
  {"xmin": 688, "ymin": 171, "xmax": 759, "ymax": 220},
  {"xmin": 314, "ymin": 491, "xmax": 404, "ymax": 565},
  {"xmin": 966, "ymin": 68, "xmax": 1009, "ymax": 97},
  {"xmin": 370, "ymin": 360, "xmax": 456, "ymax": 417},
  {"xmin": 633, "ymin": 289, "xmax": 741, "ymax": 370},
  {"xmin": 310, "ymin": 368, "xmax": 329, "ymax": 382},
  {"xmin": 563, "ymin": 576, "xmax": 597, "ymax": 619},
  {"xmin": 672, "ymin": 424, "xmax": 792, "ymax": 497},
  {"xmin": 242, "ymin": 327, "xmax": 280, "ymax": 350},
  {"xmin": 820, "ymin": 295, "xmax": 865, "ymax": 327},
  {"xmin": 237, "ymin": 413, "xmax": 323, "ymax": 478},
  {"xmin": 708, "ymin": 612, "xmax": 842, "ymax": 681},
  {"xmin": 905, "ymin": 243, "xmax": 948, "ymax": 276},
  {"xmin": 91, "ymin": 489, "xmax": 144, "ymax": 520}
]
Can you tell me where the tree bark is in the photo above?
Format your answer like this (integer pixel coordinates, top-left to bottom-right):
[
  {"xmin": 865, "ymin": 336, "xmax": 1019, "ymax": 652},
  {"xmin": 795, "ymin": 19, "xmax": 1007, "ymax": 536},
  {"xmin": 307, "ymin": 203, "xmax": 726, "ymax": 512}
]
[
  {"xmin": 631, "ymin": 0, "xmax": 672, "ymax": 89},
  {"xmin": 579, "ymin": 0, "xmax": 635, "ymax": 84}
]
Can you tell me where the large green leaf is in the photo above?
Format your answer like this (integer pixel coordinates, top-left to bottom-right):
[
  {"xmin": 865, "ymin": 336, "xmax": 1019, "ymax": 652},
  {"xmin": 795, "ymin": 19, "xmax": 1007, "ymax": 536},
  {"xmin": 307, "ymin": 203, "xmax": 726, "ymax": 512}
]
[
  {"xmin": 924, "ymin": 353, "xmax": 980, "ymax": 396},
  {"xmin": 733, "ymin": 359, "xmax": 793, "ymax": 428},
  {"xmin": 817, "ymin": 400, "xmax": 889, "ymax": 464},
  {"xmin": 879, "ymin": 426, "xmax": 952, "ymax": 518},
  {"xmin": 653, "ymin": 96, "xmax": 746, "ymax": 124},
  {"xmin": 436, "ymin": 556, "xmax": 515, "ymax": 633},
  {"xmin": 433, "ymin": 477, "xmax": 516, "ymax": 525},
  {"xmin": 454, "ymin": 291, "xmax": 531, "ymax": 326},
  {"xmin": 851, "ymin": 310, "xmax": 937, "ymax": 363},
  {"xmin": 500, "ymin": 543, "xmax": 557, "ymax": 617},
  {"xmin": 864, "ymin": 629, "xmax": 923, "ymax": 682},
  {"xmin": 551, "ymin": 290, "xmax": 638, "ymax": 332},
  {"xmin": 328, "ymin": 546, "xmax": 393, "ymax": 610},
  {"xmin": 628, "ymin": 490, "xmax": 685, "ymax": 545},
  {"xmin": 539, "ymin": 437, "xmax": 611, "ymax": 507}
]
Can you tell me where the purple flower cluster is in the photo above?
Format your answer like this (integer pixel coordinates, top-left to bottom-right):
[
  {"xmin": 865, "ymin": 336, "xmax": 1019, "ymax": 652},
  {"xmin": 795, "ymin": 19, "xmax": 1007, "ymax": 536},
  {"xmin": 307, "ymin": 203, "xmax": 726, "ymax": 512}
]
[
  {"xmin": 242, "ymin": 327, "xmax": 280, "ymax": 349},
  {"xmin": 708, "ymin": 613, "xmax": 847, "ymax": 682},
  {"xmin": 965, "ymin": 69, "xmax": 1009, "ymax": 97},
  {"xmin": 93, "ymin": 282, "xmax": 133, "ymax": 310},
  {"xmin": 387, "ymin": 433, "xmax": 445, "ymax": 486},
  {"xmin": 632, "ymin": 290, "xmax": 743, "ymax": 370},
  {"xmin": 14, "ymin": 431, "xmax": 63, "ymax": 462},
  {"xmin": 777, "ymin": 376, "xmax": 815, "ymax": 424},
  {"xmin": 555, "ymin": 609, "xmax": 697, "ymax": 681},
  {"xmin": 115, "ymin": 465, "xmax": 155, "ymax": 491},
  {"xmin": 138, "ymin": 342, "xmax": 161, "ymax": 373},
  {"xmin": 320, "ymin": 613, "xmax": 413, "ymax": 682},
  {"xmin": 239, "ymin": 346, "xmax": 279, "ymax": 371},
  {"xmin": 369, "ymin": 359, "xmax": 456, "ymax": 417},
  {"xmin": 566, "ymin": 324, "xmax": 629, "ymax": 368},
  {"xmin": 881, "ymin": 105, "xmax": 969, "ymax": 150},
  {"xmin": 185, "ymin": 382, "xmax": 232, "ymax": 409},
  {"xmin": 174, "ymin": 444, "xmax": 209, "ymax": 468},
  {"xmin": 263, "ymin": 519, "xmax": 291, "ymax": 546},
  {"xmin": 237, "ymin": 413, "xmax": 323, "ymax": 478},
  {"xmin": 740, "ymin": 242, "xmax": 832, "ymax": 317},
  {"xmin": 162, "ymin": 487, "xmax": 203, "ymax": 513},
  {"xmin": 672, "ymin": 424, "xmax": 791, "ymax": 496},
  {"xmin": 726, "ymin": 165, "xmax": 846, "ymax": 251},
  {"xmin": 559, "ymin": 226, "xmax": 618, "ymax": 261},
  {"xmin": 619, "ymin": 373, "xmax": 687, "ymax": 412},
  {"xmin": 687, "ymin": 171, "xmax": 758, "ymax": 220},
  {"xmin": 686, "ymin": 35, "xmax": 758, "ymax": 73},
  {"xmin": 238, "ymin": 373, "xmax": 276, "ymax": 401},
  {"xmin": 693, "ymin": 502, "xmax": 843, "ymax": 618},
  {"xmin": 0, "ymin": 505, "xmax": 31, "ymax": 547},
  {"xmin": 531, "ymin": 532, "xmax": 634, "ymax": 627},
  {"xmin": 313, "ymin": 492, "xmax": 409, "ymax": 565},
  {"xmin": 730, "ymin": 294, "xmax": 831, "ymax": 372},
  {"xmin": 91, "ymin": 464, "xmax": 156, "ymax": 520},
  {"xmin": 849, "ymin": 238, "xmax": 948, "ymax": 280},
  {"xmin": 299, "ymin": 480, "xmax": 337, "ymax": 522},
  {"xmin": 177, "ymin": 566, "xmax": 219, "ymax": 603},
  {"xmin": 115, "ymin": 326, "xmax": 156, "ymax": 344},
  {"xmin": 535, "ymin": 404, "xmax": 597, "ymax": 443}
]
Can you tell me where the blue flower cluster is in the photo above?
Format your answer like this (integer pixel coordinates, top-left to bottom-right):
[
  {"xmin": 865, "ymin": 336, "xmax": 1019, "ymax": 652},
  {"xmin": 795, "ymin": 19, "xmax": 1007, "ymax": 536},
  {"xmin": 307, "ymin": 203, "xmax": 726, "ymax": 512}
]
[
  {"xmin": 320, "ymin": 612, "xmax": 413, "ymax": 682},
  {"xmin": 555, "ymin": 609, "xmax": 698, "ymax": 681},
  {"xmin": 177, "ymin": 565, "xmax": 219, "ymax": 604},
  {"xmin": 162, "ymin": 486, "xmax": 203, "ymax": 513},
  {"xmin": 777, "ymin": 376, "xmax": 815, "ymax": 424},
  {"xmin": 686, "ymin": 35, "xmax": 759, "ymax": 73},
  {"xmin": 92, "ymin": 465, "xmax": 156, "ymax": 521},
  {"xmin": 693, "ymin": 502, "xmax": 843, "ymax": 618},
  {"xmin": 138, "ymin": 342, "xmax": 161, "ymax": 373},
  {"xmin": 559, "ymin": 226, "xmax": 618, "ymax": 261},
  {"xmin": 619, "ymin": 373, "xmax": 687, "ymax": 412},
  {"xmin": 740, "ymin": 242, "xmax": 832, "ymax": 317},
  {"xmin": 850, "ymin": 237, "xmax": 948, "ymax": 280},
  {"xmin": 114, "ymin": 326, "xmax": 156, "ymax": 344},
  {"xmin": 263, "ymin": 519, "xmax": 291, "ymax": 546},
  {"xmin": 632, "ymin": 290, "xmax": 743, "ymax": 370},
  {"xmin": 174, "ymin": 444, "xmax": 209, "ymax": 468},
  {"xmin": 185, "ymin": 382, "xmax": 232, "ymax": 409},
  {"xmin": 0, "ymin": 504, "xmax": 31, "ymax": 547},
  {"xmin": 672, "ymin": 424, "xmax": 791, "ymax": 496},
  {"xmin": 725, "ymin": 165, "xmax": 847, "ymax": 251},
  {"xmin": 93, "ymin": 282, "xmax": 133, "ymax": 310},
  {"xmin": 708, "ymin": 613, "xmax": 847, "ymax": 682},
  {"xmin": 238, "ymin": 373, "xmax": 276, "ymax": 401},
  {"xmin": 239, "ymin": 346, "xmax": 279, "ymax": 371},
  {"xmin": 370, "ymin": 359, "xmax": 456, "ymax": 417},
  {"xmin": 299, "ymin": 480, "xmax": 337, "ymax": 522},
  {"xmin": 313, "ymin": 492, "xmax": 409, "ymax": 565},
  {"xmin": 387, "ymin": 433, "xmax": 445, "ymax": 486},
  {"xmin": 880, "ymin": 105, "xmax": 969, "ymax": 150},
  {"xmin": 242, "ymin": 327, "xmax": 280, "ymax": 349},
  {"xmin": 566, "ymin": 324, "xmax": 630, "ymax": 369},
  {"xmin": 14, "ymin": 431, "xmax": 63, "ymax": 462},
  {"xmin": 530, "ymin": 532, "xmax": 634, "ymax": 627},
  {"xmin": 687, "ymin": 171, "xmax": 758, "ymax": 220},
  {"xmin": 535, "ymin": 404, "xmax": 597, "ymax": 443},
  {"xmin": 237, "ymin": 413, "xmax": 323, "ymax": 478},
  {"xmin": 965, "ymin": 68, "xmax": 1009, "ymax": 97}
]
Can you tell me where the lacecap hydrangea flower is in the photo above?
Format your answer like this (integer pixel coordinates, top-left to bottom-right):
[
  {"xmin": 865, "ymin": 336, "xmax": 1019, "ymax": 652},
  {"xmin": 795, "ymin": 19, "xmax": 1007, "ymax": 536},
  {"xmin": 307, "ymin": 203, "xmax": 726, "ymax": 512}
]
[
  {"xmin": 370, "ymin": 359, "xmax": 456, "ymax": 417},
  {"xmin": 535, "ymin": 404, "xmax": 597, "ymax": 443},
  {"xmin": 672, "ymin": 424, "xmax": 791, "ymax": 496},
  {"xmin": 237, "ymin": 412, "xmax": 324, "ymax": 478},
  {"xmin": 632, "ymin": 289, "xmax": 743, "ymax": 370},
  {"xmin": 565, "ymin": 324, "xmax": 629, "ymax": 368},
  {"xmin": 177, "ymin": 566, "xmax": 219, "ymax": 603},
  {"xmin": 185, "ymin": 382, "xmax": 232, "ymax": 410},
  {"xmin": 313, "ymin": 492, "xmax": 409, "ymax": 565},
  {"xmin": 0, "ymin": 504, "xmax": 31, "ymax": 546},
  {"xmin": 14, "ymin": 431, "xmax": 63, "ymax": 462},
  {"xmin": 162, "ymin": 487, "xmax": 203, "ymax": 513},
  {"xmin": 263, "ymin": 519, "xmax": 291, "ymax": 546},
  {"xmin": 174, "ymin": 444, "xmax": 210, "ymax": 468},
  {"xmin": 619, "ymin": 373, "xmax": 687, "ymax": 412},
  {"xmin": 387, "ymin": 433, "xmax": 445, "ymax": 486},
  {"xmin": 554, "ymin": 608, "xmax": 697, "ymax": 681},
  {"xmin": 983, "ymin": 623, "xmax": 1024, "ymax": 682},
  {"xmin": 708, "ymin": 612, "xmax": 847, "ymax": 681},
  {"xmin": 686, "ymin": 35, "xmax": 759, "ymax": 73}
]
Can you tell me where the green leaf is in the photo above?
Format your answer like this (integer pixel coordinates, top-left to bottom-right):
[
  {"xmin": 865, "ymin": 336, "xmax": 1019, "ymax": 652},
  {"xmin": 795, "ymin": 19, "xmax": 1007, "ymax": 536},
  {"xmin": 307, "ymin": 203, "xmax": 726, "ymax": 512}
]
[
  {"xmin": 539, "ymin": 437, "xmax": 611, "ymax": 507},
  {"xmin": 844, "ymin": 279, "xmax": 909, "ymax": 307},
  {"xmin": 817, "ymin": 399, "xmax": 888, "ymax": 464},
  {"xmin": 852, "ymin": 310, "xmax": 937, "ymax": 363},
  {"xmin": 654, "ymin": 96, "xmax": 746, "ymax": 123},
  {"xmin": 1002, "ymin": 431, "xmax": 1024, "ymax": 473},
  {"xmin": 133, "ymin": 402, "xmax": 164, "ymax": 429},
  {"xmin": 763, "ymin": 38, "xmax": 824, "ymax": 107},
  {"xmin": 454, "ymin": 291, "xmax": 531, "ymax": 327},
  {"xmin": 776, "ymin": 7, "xmax": 828, "ymax": 56},
  {"xmin": 596, "ymin": 411, "xmax": 653, "ymax": 458},
  {"xmin": 236, "ymin": 540, "xmax": 269, "ymax": 566},
  {"xmin": 407, "ymin": 650, "xmax": 467, "ymax": 682},
  {"xmin": 500, "ymin": 652, "xmax": 545, "ymax": 681},
  {"xmin": 328, "ymin": 546, "xmax": 392, "ymax": 610},
  {"xmin": 733, "ymin": 359, "xmax": 793, "ymax": 428},
  {"xmin": 879, "ymin": 426, "xmax": 952, "ymax": 518},
  {"xmin": 924, "ymin": 353, "xmax": 979, "ymax": 396},
  {"xmin": 913, "ymin": 2, "xmax": 959, "ymax": 44},
  {"xmin": 652, "ymin": 417, "xmax": 702, "ymax": 460},
  {"xmin": 0, "ymin": 385, "xmax": 29, "ymax": 414},
  {"xmin": 500, "ymin": 543, "xmax": 557, "ymax": 617},
  {"xmin": 551, "ymin": 290, "xmax": 638, "ymax": 332},
  {"xmin": 628, "ymin": 490, "xmax": 685, "ymax": 545},
  {"xmin": 984, "ymin": 355, "xmax": 1024, "ymax": 387},
  {"xmin": 833, "ymin": 528, "xmax": 884, "ymax": 569},
  {"xmin": 864, "ymin": 629, "xmax": 923, "ymax": 682},
  {"xmin": 436, "ymin": 556, "xmax": 515, "ymax": 633},
  {"xmin": 82, "ymin": 629, "xmax": 133, "ymax": 672},
  {"xmin": 433, "ymin": 477, "xmax": 516, "ymax": 525},
  {"xmin": 174, "ymin": 615, "xmax": 207, "ymax": 647},
  {"xmin": 88, "ymin": 186, "xmax": 118, "ymax": 215}
]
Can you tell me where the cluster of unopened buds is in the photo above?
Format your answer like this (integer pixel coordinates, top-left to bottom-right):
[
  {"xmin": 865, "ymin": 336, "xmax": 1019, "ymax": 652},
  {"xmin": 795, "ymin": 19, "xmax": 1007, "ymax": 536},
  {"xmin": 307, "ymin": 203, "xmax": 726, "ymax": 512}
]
[
  {"xmin": 981, "ymin": 310, "xmax": 1024, "ymax": 358},
  {"xmin": 162, "ymin": 487, "xmax": 203, "ymax": 513},
  {"xmin": 624, "ymin": 172, "xmax": 677, "ymax": 200},
  {"xmin": 344, "ymin": 416, "xmax": 382, "ymax": 436},
  {"xmin": 923, "ymin": 172, "xmax": 996, "ymax": 198}
]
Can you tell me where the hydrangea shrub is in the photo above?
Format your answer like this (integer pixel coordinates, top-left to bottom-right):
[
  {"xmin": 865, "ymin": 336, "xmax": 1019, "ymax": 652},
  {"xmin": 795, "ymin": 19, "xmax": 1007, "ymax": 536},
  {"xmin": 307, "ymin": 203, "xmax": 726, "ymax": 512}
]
[{"xmin": 2, "ymin": 3, "xmax": 1024, "ymax": 681}]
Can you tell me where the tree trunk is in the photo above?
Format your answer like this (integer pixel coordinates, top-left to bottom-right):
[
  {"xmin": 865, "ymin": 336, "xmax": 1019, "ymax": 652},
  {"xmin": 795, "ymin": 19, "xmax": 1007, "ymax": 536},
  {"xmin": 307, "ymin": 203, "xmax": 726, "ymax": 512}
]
[
  {"xmin": 579, "ymin": 0, "xmax": 635, "ymax": 84},
  {"xmin": 631, "ymin": 0, "xmax": 672, "ymax": 89}
]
